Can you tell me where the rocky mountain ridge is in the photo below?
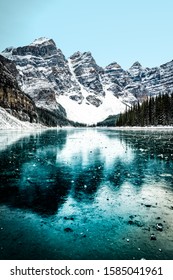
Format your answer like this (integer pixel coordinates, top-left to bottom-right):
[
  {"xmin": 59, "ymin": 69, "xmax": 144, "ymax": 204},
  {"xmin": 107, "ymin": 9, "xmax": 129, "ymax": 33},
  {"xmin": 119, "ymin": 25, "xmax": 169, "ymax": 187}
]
[
  {"xmin": 2, "ymin": 37, "xmax": 173, "ymax": 125},
  {"xmin": 0, "ymin": 53, "xmax": 81, "ymax": 127}
]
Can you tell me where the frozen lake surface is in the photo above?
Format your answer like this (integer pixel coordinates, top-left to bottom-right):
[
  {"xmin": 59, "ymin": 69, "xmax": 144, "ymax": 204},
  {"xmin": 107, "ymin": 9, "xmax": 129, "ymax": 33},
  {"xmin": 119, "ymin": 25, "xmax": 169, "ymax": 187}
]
[{"xmin": 0, "ymin": 128, "xmax": 173, "ymax": 259}]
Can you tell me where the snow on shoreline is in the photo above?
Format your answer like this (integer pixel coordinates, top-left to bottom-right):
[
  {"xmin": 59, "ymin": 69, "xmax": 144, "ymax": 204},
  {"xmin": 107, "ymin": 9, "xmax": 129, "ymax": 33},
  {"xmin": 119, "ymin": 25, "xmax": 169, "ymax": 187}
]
[
  {"xmin": 0, "ymin": 107, "xmax": 49, "ymax": 130},
  {"xmin": 1, "ymin": 106, "xmax": 173, "ymax": 131}
]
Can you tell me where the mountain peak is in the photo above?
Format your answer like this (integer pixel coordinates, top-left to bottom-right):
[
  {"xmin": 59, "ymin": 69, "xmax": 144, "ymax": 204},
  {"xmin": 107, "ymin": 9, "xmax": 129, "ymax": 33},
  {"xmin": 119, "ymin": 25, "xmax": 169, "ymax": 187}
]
[
  {"xmin": 70, "ymin": 51, "xmax": 93, "ymax": 60},
  {"xmin": 130, "ymin": 61, "xmax": 142, "ymax": 68},
  {"xmin": 30, "ymin": 37, "xmax": 56, "ymax": 46},
  {"xmin": 70, "ymin": 51, "xmax": 82, "ymax": 60},
  {"xmin": 105, "ymin": 62, "xmax": 122, "ymax": 70}
]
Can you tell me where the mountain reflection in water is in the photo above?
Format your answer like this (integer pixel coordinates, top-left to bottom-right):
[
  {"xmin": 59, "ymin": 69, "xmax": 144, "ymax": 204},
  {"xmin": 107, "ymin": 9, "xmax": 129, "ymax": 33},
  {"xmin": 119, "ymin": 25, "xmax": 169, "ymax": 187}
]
[{"xmin": 0, "ymin": 128, "xmax": 173, "ymax": 260}]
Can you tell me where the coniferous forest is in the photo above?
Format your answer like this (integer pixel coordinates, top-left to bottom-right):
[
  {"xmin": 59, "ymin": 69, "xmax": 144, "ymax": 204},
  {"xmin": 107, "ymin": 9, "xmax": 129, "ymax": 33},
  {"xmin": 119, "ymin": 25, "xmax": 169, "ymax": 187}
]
[{"xmin": 116, "ymin": 93, "xmax": 173, "ymax": 126}]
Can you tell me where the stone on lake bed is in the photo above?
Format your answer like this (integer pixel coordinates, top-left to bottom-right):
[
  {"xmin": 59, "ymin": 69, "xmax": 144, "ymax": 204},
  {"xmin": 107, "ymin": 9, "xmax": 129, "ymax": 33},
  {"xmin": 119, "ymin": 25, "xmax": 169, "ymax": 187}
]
[
  {"xmin": 128, "ymin": 220, "xmax": 134, "ymax": 225},
  {"xmin": 64, "ymin": 228, "xmax": 73, "ymax": 232},
  {"xmin": 150, "ymin": 234, "xmax": 157, "ymax": 240},
  {"xmin": 129, "ymin": 215, "xmax": 136, "ymax": 219},
  {"xmin": 156, "ymin": 223, "xmax": 163, "ymax": 231},
  {"xmin": 127, "ymin": 220, "xmax": 143, "ymax": 227},
  {"xmin": 143, "ymin": 226, "xmax": 150, "ymax": 231},
  {"xmin": 145, "ymin": 204, "xmax": 152, "ymax": 208},
  {"xmin": 64, "ymin": 217, "xmax": 74, "ymax": 221}
]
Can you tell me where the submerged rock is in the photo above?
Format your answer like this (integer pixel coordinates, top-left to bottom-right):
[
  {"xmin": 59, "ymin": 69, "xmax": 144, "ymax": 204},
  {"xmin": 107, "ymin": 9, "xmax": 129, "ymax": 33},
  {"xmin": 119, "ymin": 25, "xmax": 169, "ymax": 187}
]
[
  {"xmin": 150, "ymin": 234, "xmax": 157, "ymax": 240},
  {"xmin": 129, "ymin": 215, "xmax": 136, "ymax": 219},
  {"xmin": 156, "ymin": 223, "xmax": 163, "ymax": 231},
  {"xmin": 64, "ymin": 217, "xmax": 74, "ymax": 221},
  {"xmin": 127, "ymin": 220, "xmax": 143, "ymax": 227},
  {"xmin": 64, "ymin": 227, "xmax": 73, "ymax": 232},
  {"xmin": 143, "ymin": 226, "xmax": 150, "ymax": 231}
]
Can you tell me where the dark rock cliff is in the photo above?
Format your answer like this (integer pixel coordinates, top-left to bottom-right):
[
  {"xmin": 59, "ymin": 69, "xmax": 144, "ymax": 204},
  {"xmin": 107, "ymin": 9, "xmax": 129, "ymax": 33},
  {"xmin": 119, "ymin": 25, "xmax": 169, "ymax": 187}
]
[
  {"xmin": 0, "ymin": 54, "xmax": 76, "ymax": 127},
  {"xmin": 0, "ymin": 54, "xmax": 38, "ymax": 123}
]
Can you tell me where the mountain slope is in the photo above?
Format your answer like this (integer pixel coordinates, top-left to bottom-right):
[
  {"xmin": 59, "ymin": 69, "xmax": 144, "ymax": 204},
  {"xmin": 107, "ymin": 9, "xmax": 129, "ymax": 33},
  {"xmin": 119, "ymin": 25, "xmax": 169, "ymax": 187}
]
[
  {"xmin": 0, "ymin": 54, "xmax": 38, "ymax": 123},
  {"xmin": 0, "ymin": 53, "xmax": 79, "ymax": 128},
  {"xmin": 0, "ymin": 106, "xmax": 45, "ymax": 129}
]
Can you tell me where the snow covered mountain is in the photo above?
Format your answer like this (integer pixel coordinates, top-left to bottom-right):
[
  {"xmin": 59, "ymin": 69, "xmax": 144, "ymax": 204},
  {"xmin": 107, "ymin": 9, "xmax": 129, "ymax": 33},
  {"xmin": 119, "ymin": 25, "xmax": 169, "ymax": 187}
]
[
  {"xmin": 0, "ymin": 53, "xmax": 81, "ymax": 128},
  {"xmin": 2, "ymin": 37, "xmax": 173, "ymax": 125}
]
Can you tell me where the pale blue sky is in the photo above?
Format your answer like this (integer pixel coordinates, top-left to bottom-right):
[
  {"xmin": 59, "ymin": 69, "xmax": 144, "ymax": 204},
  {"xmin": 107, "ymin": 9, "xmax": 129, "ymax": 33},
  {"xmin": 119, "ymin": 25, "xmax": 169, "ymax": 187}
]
[{"xmin": 0, "ymin": 0, "xmax": 172, "ymax": 69}]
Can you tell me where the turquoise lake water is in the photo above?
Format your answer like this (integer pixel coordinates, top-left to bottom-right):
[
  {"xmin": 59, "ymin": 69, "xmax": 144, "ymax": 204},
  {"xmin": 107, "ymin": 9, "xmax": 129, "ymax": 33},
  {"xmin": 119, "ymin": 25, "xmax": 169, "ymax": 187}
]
[{"xmin": 0, "ymin": 128, "xmax": 173, "ymax": 259}]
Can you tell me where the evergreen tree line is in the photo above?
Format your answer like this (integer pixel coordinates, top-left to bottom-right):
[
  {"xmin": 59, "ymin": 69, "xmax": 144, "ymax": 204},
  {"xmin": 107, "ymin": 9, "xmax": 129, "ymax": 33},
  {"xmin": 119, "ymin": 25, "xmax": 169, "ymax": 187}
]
[{"xmin": 116, "ymin": 93, "xmax": 173, "ymax": 126}]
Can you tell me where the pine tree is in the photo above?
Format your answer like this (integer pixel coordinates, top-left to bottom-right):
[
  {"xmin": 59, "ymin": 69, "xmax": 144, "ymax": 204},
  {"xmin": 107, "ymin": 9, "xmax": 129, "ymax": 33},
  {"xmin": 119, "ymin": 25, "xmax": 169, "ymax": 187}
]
[{"xmin": 116, "ymin": 93, "xmax": 173, "ymax": 127}]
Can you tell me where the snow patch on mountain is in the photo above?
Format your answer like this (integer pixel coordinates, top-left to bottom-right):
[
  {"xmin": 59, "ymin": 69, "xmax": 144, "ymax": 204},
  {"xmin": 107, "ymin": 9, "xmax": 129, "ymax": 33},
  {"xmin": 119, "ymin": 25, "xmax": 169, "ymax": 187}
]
[
  {"xmin": 55, "ymin": 58, "xmax": 125, "ymax": 124},
  {"xmin": 57, "ymin": 89, "xmax": 126, "ymax": 125},
  {"xmin": 30, "ymin": 37, "xmax": 52, "ymax": 46}
]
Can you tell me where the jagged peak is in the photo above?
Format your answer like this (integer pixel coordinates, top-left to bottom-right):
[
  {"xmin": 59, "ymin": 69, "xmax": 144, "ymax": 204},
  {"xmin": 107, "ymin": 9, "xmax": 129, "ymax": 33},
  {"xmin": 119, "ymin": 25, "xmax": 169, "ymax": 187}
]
[
  {"xmin": 1, "ymin": 47, "xmax": 15, "ymax": 59},
  {"xmin": 30, "ymin": 37, "xmax": 56, "ymax": 46},
  {"xmin": 82, "ymin": 51, "xmax": 92, "ymax": 57},
  {"xmin": 70, "ymin": 51, "xmax": 93, "ymax": 60},
  {"xmin": 2, "ymin": 46, "xmax": 14, "ymax": 53},
  {"xmin": 70, "ymin": 51, "xmax": 82, "ymax": 60},
  {"xmin": 105, "ymin": 62, "xmax": 122, "ymax": 70},
  {"xmin": 130, "ymin": 61, "xmax": 142, "ymax": 68},
  {"xmin": 160, "ymin": 59, "xmax": 173, "ymax": 69}
]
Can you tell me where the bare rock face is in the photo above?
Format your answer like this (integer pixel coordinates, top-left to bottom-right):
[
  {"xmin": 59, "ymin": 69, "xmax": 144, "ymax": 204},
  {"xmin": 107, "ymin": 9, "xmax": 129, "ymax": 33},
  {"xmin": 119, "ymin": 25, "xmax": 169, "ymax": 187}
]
[
  {"xmin": 2, "ymin": 38, "xmax": 79, "ymax": 113},
  {"xmin": 69, "ymin": 51, "xmax": 105, "ymax": 97},
  {"xmin": 103, "ymin": 62, "xmax": 130, "ymax": 88},
  {"xmin": 0, "ymin": 54, "xmax": 38, "ymax": 123},
  {"xmin": 86, "ymin": 95, "xmax": 102, "ymax": 107},
  {"xmin": 126, "ymin": 60, "xmax": 173, "ymax": 99},
  {"xmin": 102, "ymin": 58, "xmax": 173, "ymax": 105},
  {"xmin": 101, "ymin": 62, "xmax": 136, "ymax": 104},
  {"xmin": 0, "ymin": 54, "xmax": 74, "ymax": 127}
]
